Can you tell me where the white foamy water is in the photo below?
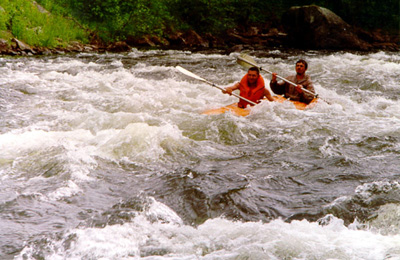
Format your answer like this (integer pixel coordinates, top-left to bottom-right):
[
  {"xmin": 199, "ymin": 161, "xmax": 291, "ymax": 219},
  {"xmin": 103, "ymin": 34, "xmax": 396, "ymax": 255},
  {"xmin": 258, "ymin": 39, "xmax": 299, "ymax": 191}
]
[
  {"xmin": 17, "ymin": 199, "xmax": 400, "ymax": 260},
  {"xmin": 1, "ymin": 49, "xmax": 400, "ymax": 259}
]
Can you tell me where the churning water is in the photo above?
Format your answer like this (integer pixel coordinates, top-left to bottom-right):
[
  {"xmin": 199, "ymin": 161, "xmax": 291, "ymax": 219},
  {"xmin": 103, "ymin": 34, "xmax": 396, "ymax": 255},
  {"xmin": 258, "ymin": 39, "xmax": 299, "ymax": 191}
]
[{"xmin": 1, "ymin": 49, "xmax": 400, "ymax": 259}]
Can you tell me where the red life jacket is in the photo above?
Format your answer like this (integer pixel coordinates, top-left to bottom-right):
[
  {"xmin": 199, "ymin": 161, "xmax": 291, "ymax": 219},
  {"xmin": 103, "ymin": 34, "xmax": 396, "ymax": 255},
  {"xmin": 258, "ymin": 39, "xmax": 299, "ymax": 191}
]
[{"xmin": 238, "ymin": 74, "xmax": 265, "ymax": 108}]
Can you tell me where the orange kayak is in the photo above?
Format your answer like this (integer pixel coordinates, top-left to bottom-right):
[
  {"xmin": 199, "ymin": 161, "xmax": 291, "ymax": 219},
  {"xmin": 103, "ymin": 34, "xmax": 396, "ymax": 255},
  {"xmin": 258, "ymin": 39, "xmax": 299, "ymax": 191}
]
[
  {"xmin": 272, "ymin": 95, "xmax": 318, "ymax": 110},
  {"xmin": 202, "ymin": 95, "xmax": 318, "ymax": 116}
]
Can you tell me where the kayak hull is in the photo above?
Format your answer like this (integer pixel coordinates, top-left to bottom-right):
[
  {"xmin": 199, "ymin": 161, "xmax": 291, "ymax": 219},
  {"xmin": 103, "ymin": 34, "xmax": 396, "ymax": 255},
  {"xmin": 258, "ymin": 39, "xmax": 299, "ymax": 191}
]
[
  {"xmin": 272, "ymin": 95, "xmax": 318, "ymax": 110},
  {"xmin": 202, "ymin": 95, "xmax": 318, "ymax": 116},
  {"xmin": 202, "ymin": 103, "xmax": 251, "ymax": 116}
]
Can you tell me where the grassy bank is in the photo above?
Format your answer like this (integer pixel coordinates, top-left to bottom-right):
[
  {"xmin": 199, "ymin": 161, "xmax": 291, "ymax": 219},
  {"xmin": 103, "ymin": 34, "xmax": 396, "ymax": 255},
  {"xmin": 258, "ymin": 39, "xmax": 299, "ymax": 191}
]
[{"xmin": 0, "ymin": 0, "xmax": 87, "ymax": 47}]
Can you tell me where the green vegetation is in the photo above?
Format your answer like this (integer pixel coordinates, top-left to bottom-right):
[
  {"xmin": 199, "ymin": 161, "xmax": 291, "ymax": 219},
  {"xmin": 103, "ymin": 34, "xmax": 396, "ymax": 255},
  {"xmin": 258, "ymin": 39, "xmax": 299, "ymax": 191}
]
[
  {"xmin": 0, "ymin": 0, "xmax": 87, "ymax": 47},
  {"xmin": 0, "ymin": 0, "xmax": 398, "ymax": 48},
  {"xmin": 39, "ymin": 0, "xmax": 173, "ymax": 42},
  {"xmin": 47, "ymin": 0, "xmax": 398, "ymax": 42}
]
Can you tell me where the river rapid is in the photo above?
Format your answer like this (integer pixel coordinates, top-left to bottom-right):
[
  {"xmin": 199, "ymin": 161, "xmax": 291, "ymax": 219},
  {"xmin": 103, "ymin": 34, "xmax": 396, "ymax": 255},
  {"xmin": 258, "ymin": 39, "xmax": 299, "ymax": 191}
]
[{"xmin": 1, "ymin": 49, "xmax": 400, "ymax": 259}]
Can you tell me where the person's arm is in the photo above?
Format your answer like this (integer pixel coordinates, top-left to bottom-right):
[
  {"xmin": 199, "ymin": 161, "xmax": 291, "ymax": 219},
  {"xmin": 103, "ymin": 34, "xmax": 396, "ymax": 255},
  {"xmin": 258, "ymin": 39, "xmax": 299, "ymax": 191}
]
[
  {"xmin": 222, "ymin": 82, "xmax": 240, "ymax": 95},
  {"xmin": 298, "ymin": 78, "xmax": 315, "ymax": 104},
  {"xmin": 264, "ymin": 88, "xmax": 274, "ymax": 101},
  {"xmin": 269, "ymin": 73, "xmax": 285, "ymax": 95}
]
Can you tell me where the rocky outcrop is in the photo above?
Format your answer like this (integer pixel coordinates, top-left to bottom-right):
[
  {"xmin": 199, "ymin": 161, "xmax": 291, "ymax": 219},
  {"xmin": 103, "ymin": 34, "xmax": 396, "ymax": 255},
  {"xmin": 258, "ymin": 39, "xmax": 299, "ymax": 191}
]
[
  {"xmin": 166, "ymin": 30, "xmax": 210, "ymax": 48},
  {"xmin": 106, "ymin": 41, "xmax": 131, "ymax": 52},
  {"xmin": 282, "ymin": 5, "xmax": 371, "ymax": 50},
  {"xmin": 0, "ymin": 39, "xmax": 8, "ymax": 53},
  {"xmin": 0, "ymin": 38, "xmax": 100, "ymax": 56},
  {"xmin": 12, "ymin": 38, "xmax": 36, "ymax": 54}
]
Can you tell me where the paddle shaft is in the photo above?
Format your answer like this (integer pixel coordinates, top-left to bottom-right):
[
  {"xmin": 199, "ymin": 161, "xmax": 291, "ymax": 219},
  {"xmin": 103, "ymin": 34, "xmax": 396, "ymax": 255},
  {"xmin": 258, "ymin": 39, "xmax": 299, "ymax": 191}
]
[
  {"xmin": 176, "ymin": 66, "xmax": 257, "ymax": 106},
  {"xmin": 237, "ymin": 56, "xmax": 317, "ymax": 98}
]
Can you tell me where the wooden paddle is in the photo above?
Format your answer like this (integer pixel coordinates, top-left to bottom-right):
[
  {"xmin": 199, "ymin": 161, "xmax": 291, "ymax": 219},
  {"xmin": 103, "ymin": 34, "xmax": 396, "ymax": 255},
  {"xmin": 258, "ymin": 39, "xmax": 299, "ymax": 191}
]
[{"xmin": 176, "ymin": 65, "xmax": 257, "ymax": 106}]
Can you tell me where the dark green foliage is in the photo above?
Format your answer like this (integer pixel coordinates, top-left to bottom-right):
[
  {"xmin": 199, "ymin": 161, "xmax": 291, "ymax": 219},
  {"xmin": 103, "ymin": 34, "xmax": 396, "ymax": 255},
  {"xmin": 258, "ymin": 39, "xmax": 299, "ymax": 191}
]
[
  {"xmin": 33, "ymin": 0, "xmax": 400, "ymax": 44},
  {"xmin": 167, "ymin": 0, "xmax": 236, "ymax": 33}
]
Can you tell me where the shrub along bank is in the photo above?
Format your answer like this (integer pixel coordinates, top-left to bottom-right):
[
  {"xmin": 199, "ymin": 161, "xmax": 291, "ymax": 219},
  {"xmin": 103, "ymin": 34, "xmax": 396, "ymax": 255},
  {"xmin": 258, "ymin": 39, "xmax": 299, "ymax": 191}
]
[{"xmin": 0, "ymin": 0, "xmax": 87, "ymax": 48}]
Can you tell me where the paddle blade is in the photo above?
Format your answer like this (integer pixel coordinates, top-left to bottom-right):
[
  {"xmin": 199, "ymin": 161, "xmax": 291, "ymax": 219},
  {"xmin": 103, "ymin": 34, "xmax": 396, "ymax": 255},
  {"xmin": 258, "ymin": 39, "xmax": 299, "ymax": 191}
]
[
  {"xmin": 237, "ymin": 53, "xmax": 259, "ymax": 69},
  {"xmin": 176, "ymin": 66, "xmax": 206, "ymax": 82}
]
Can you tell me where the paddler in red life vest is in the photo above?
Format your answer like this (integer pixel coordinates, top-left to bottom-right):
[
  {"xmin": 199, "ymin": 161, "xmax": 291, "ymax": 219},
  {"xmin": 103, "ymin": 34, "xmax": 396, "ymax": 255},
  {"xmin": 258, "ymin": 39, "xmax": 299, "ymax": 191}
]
[{"xmin": 222, "ymin": 66, "xmax": 274, "ymax": 108}]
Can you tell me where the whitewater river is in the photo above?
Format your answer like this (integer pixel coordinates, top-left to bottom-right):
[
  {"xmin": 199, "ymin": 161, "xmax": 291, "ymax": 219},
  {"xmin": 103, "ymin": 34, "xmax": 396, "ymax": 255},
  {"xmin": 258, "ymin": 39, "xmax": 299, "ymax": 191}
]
[{"xmin": 1, "ymin": 49, "xmax": 400, "ymax": 259}]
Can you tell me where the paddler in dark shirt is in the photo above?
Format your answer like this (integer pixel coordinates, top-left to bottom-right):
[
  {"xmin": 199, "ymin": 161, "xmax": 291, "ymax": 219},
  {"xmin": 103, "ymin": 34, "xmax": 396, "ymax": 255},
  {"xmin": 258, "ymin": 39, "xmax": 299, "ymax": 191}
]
[
  {"xmin": 223, "ymin": 67, "xmax": 274, "ymax": 108},
  {"xmin": 270, "ymin": 59, "xmax": 316, "ymax": 104}
]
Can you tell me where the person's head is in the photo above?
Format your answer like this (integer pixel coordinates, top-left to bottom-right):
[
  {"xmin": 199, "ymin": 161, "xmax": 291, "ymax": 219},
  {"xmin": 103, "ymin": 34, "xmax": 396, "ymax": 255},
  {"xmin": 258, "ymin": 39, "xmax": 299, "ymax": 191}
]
[
  {"xmin": 247, "ymin": 67, "xmax": 260, "ymax": 85},
  {"xmin": 295, "ymin": 59, "xmax": 308, "ymax": 75}
]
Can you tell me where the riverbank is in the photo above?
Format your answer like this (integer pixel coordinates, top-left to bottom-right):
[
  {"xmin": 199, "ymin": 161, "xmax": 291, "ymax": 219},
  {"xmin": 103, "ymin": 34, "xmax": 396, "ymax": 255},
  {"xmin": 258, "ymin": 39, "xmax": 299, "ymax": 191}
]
[
  {"xmin": 0, "ymin": 3, "xmax": 398, "ymax": 56},
  {"xmin": 1, "ymin": 28, "xmax": 398, "ymax": 57},
  {"xmin": 1, "ymin": 25, "xmax": 398, "ymax": 57}
]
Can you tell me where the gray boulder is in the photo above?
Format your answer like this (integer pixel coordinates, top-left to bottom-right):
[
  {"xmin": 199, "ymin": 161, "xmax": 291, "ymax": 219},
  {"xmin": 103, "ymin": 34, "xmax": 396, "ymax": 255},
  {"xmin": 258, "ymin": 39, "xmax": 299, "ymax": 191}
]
[
  {"xmin": 282, "ymin": 5, "xmax": 371, "ymax": 50},
  {"xmin": 12, "ymin": 38, "xmax": 36, "ymax": 54}
]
